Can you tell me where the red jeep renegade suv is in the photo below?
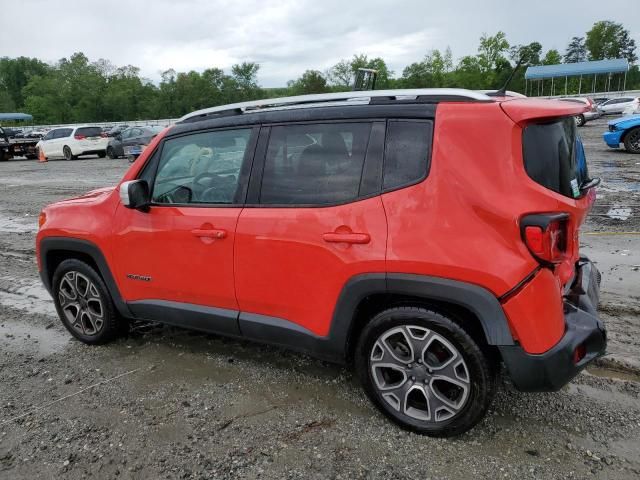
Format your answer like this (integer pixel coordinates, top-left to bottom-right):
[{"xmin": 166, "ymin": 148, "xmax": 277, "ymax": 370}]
[{"xmin": 36, "ymin": 89, "xmax": 606, "ymax": 436}]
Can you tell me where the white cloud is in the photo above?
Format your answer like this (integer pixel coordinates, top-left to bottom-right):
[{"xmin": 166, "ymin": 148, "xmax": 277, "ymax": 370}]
[{"xmin": 1, "ymin": 0, "xmax": 638, "ymax": 86}]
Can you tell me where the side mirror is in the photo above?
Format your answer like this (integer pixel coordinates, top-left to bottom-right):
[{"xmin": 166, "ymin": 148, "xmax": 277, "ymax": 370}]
[{"xmin": 119, "ymin": 180, "xmax": 150, "ymax": 211}]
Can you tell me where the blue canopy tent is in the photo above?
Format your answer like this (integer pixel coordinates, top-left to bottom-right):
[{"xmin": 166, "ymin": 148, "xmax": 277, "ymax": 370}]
[
  {"xmin": 0, "ymin": 112, "xmax": 33, "ymax": 123},
  {"xmin": 524, "ymin": 59, "xmax": 629, "ymax": 97}
]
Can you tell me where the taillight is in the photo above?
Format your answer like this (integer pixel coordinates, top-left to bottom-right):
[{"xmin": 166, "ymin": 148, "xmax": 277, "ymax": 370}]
[
  {"xmin": 74, "ymin": 134, "xmax": 86, "ymax": 140},
  {"xmin": 100, "ymin": 133, "xmax": 107, "ymax": 138},
  {"xmin": 521, "ymin": 213, "xmax": 570, "ymax": 265},
  {"xmin": 573, "ymin": 343, "xmax": 586, "ymax": 364}
]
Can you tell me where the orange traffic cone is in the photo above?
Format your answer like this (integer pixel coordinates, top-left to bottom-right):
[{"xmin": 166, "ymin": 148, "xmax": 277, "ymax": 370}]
[{"xmin": 38, "ymin": 148, "xmax": 47, "ymax": 163}]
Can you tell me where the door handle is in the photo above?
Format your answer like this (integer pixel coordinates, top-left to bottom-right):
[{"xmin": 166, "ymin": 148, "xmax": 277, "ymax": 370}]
[
  {"xmin": 322, "ymin": 232, "xmax": 370, "ymax": 244},
  {"xmin": 191, "ymin": 228, "xmax": 227, "ymax": 239}
]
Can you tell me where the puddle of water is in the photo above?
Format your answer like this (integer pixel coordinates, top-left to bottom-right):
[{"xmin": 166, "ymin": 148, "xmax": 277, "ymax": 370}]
[
  {"xmin": 0, "ymin": 319, "xmax": 69, "ymax": 355},
  {"xmin": 0, "ymin": 277, "xmax": 56, "ymax": 316},
  {"xmin": 606, "ymin": 207, "xmax": 632, "ymax": 220},
  {"xmin": 0, "ymin": 214, "xmax": 38, "ymax": 233}
]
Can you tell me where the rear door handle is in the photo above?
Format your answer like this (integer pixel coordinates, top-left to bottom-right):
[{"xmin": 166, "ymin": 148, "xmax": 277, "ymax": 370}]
[
  {"xmin": 322, "ymin": 232, "xmax": 370, "ymax": 244},
  {"xmin": 191, "ymin": 228, "xmax": 227, "ymax": 239}
]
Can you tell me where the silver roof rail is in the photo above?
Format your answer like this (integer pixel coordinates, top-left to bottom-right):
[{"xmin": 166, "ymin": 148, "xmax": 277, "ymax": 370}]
[
  {"xmin": 178, "ymin": 88, "xmax": 493, "ymax": 123},
  {"xmin": 478, "ymin": 90, "xmax": 527, "ymax": 98}
]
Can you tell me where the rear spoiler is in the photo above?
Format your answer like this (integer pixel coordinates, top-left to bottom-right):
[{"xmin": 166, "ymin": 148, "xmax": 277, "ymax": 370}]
[{"xmin": 500, "ymin": 98, "xmax": 589, "ymax": 125}]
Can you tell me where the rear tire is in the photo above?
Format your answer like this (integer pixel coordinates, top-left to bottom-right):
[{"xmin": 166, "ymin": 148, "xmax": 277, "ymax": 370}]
[
  {"xmin": 575, "ymin": 114, "xmax": 585, "ymax": 127},
  {"xmin": 0, "ymin": 150, "xmax": 6, "ymax": 162},
  {"xmin": 63, "ymin": 146, "xmax": 76, "ymax": 160},
  {"xmin": 355, "ymin": 307, "xmax": 496, "ymax": 437},
  {"xmin": 623, "ymin": 127, "xmax": 640, "ymax": 154},
  {"xmin": 98, "ymin": 150, "xmax": 106, "ymax": 158},
  {"xmin": 52, "ymin": 259, "xmax": 126, "ymax": 345}
]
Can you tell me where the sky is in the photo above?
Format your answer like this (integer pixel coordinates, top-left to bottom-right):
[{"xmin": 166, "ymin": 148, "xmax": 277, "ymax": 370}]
[{"xmin": 1, "ymin": 0, "xmax": 639, "ymax": 87}]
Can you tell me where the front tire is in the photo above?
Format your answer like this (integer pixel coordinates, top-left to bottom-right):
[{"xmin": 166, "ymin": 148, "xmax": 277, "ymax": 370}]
[
  {"xmin": 52, "ymin": 259, "xmax": 125, "ymax": 344},
  {"xmin": 97, "ymin": 150, "xmax": 106, "ymax": 158},
  {"xmin": 623, "ymin": 127, "xmax": 640, "ymax": 154},
  {"xmin": 355, "ymin": 307, "xmax": 496, "ymax": 437},
  {"xmin": 106, "ymin": 147, "xmax": 116, "ymax": 159}
]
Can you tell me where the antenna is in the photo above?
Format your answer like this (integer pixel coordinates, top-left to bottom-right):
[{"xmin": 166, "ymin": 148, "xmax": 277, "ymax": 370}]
[{"xmin": 495, "ymin": 57, "xmax": 524, "ymax": 97}]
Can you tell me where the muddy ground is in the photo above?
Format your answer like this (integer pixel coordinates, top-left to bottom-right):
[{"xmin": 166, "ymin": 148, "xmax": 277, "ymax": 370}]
[{"xmin": 0, "ymin": 117, "xmax": 639, "ymax": 479}]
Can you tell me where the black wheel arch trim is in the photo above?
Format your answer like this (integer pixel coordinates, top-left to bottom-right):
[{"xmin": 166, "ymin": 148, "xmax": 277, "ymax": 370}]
[
  {"xmin": 382, "ymin": 273, "xmax": 514, "ymax": 345},
  {"xmin": 39, "ymin": 237, "xmax": 132, "ymax": 318}
]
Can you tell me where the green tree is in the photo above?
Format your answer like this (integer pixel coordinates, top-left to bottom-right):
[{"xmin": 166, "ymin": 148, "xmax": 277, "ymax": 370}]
[
  {"xmin": 585, "ymin": 20, "xmax": 637, "ymax": 62},
  {"xmin": 542, "ymin": 49, "xmax": 562, "ymax": 65},
  {"xmin": 478, "ymin": 32, "xmax": 509, "ymax": 73},
  {"xmin": 327, "ymin": 59, "xmax": 353, "ymax": 88},
  {"xmin": 400, "ymin": 48, "xmax": 452, "ymax": 88},
  {"xmin": 451, "ymin": 55, "xmax": 485, "ymax": 89},
  {"xmin": 327, "ymin": 55, "xmax": 393, "ymax": 89},
  {"xmin": 564, "ymin": 37, "xmax": 587, "ymax": 63},
  {"xmin": 510, "ymin": 42, "xmax": 542, "ymax": 65},
  {"xmin": 287, "ymin": 70, "xmax": 329, "ymax": 95},
  {"xmin": 0, "ymin": 56, "xmax": 49, "ymax": 109},
  {"xmin": 0, "ymin": 88, "xmax": 14, "ymax": 111}
]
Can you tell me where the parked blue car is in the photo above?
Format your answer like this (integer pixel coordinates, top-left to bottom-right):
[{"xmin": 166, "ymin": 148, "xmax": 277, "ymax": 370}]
[{"xmin": 603, "ymin": 116, "xmax": 640, "ymax": 153}]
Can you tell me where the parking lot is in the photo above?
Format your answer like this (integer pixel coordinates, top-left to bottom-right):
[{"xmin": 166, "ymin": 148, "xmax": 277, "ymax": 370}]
[{"xmin": 0, "ymin": 117, "xmax": 639, "ymax": 479}]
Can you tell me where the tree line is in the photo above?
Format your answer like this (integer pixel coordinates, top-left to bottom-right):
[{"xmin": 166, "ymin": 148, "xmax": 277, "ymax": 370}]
[{"xmin": 0, "ymin": 20, "xmax": 637, "ymax": 125}]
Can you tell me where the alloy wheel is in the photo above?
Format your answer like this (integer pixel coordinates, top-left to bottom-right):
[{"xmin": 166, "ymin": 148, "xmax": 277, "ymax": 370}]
[
  {"xmin": 369, "ymin": 325, "xmax": 470, "ymax": 423},
  {"xmin": 629, "ymin": 130, "xmax": 640, "ymax": 151},
  {"xmin": 57, "ymin": 271, "xmax": 105, "ymax": 336}
]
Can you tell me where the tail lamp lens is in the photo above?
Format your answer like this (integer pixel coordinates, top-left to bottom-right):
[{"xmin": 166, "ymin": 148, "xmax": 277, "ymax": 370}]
[
  {"xmin": 573, "ymin": 343, "xmax": 586, "ymax": 364},
  {"xmin": 522, "ymin": 215, "xmax": 569, "ymax": 264},
  {"xmin": 74, "ymin": 134, "xmax": 86, "ymax": 140}
]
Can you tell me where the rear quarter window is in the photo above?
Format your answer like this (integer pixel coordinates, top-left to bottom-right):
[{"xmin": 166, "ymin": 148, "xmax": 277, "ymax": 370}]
[
  {"xmin": 383, "ymin": 120, "xmax": 433, "ymax": 190},
  {"xmin": 522, "ymin": 117, "xmax": 589, "ymax": 198}
]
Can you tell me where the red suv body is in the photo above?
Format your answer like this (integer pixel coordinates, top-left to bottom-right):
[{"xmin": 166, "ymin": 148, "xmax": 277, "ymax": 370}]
[{"xmin": 36, "ymin": 89, "xmax": 606, "ymax": 436}]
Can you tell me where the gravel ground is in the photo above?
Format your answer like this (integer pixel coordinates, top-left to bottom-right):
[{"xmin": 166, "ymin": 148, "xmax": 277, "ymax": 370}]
[{"xmin": 0, "ymin": 117, "xmax": 639, "ymax": 479}]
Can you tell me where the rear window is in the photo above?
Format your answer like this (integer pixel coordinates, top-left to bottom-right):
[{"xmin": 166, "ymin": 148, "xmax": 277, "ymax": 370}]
[
  {"xmin": 522, "ymin": 117, "xmax": 589, "ymax": 198},
  {"xmin": 76, "ymin": 127, "xmax": 103, "ymax": 138}
]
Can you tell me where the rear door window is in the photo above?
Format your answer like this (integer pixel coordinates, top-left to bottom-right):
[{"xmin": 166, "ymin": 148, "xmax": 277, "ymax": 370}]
[
  {"xmin": 54, "ymin": 128, "xmax": 72, "ymax": 139},
  {"xmin": 259, "ymin": 122, "xmax": 372, "ymax": 205},
  {"xmin": 522, "ymin": 117, "xmax": 589, "ymax": 198},
  {"xmin": 383, "ymin": 120, "xmax": 433, "ymax": 190}
]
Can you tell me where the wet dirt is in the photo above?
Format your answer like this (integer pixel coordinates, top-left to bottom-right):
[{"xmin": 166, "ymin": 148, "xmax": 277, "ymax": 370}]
[{"xmin": 0, "ymin": 119, "xmax": 639, "ymax": 479}]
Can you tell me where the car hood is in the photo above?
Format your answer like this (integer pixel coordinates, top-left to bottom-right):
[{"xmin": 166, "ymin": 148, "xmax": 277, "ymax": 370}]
[
  {"xmin": 56, "ymin": 186, "xmax": 115, "ymax": 205},
  {"xmin": 608, "ymin": 115, "xmax": 640, "ymax": 129}
]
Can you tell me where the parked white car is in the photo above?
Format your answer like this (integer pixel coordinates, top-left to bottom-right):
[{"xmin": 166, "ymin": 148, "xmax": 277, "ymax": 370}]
[
  {"xmin": 622, "ymin": 98, "xmax": 640, "ymax": 116},
  {"xmin": 597, "ymin": 97, "xmax": 639, "ymax": 115},
  {"xmin": 558, "ymin": 97, "xmax": 602, "ymax": 126},
  {"xmin": 36, "ymin": 126, "xmax": 108, "ymax": 160}
]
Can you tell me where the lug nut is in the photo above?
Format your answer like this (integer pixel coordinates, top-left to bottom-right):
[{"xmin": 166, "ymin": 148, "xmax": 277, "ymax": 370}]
[
  {"xmin": 411, "ymin": 376, "xmax": 416, "ymax": 382},
  {"xmin": 407, "ymin": 363, "xmax": 413, "ymax": 368}
]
